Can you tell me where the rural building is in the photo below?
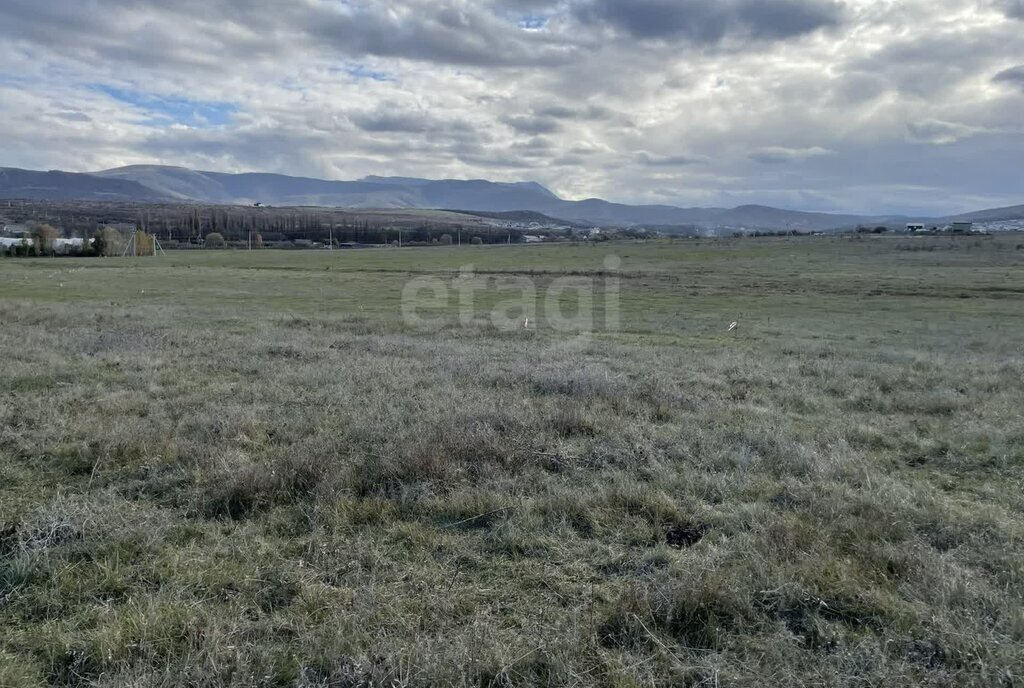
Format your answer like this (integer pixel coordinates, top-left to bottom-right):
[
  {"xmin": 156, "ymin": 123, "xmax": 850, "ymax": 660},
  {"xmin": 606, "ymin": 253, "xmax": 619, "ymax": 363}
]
[
  {"xmin": 523, "ymin": 235, "xmax": 543, "ymax": 243},
  {"xmin": 950, "ymin": 222, "xmax": 974, "ymax": 234},
  {"xmin": 54, "ymin": 238, "xmax": 85, "ymax": 251},
  {"xmin": 907, "ymin": 223, "xmax": 925, "ymax": 232}
]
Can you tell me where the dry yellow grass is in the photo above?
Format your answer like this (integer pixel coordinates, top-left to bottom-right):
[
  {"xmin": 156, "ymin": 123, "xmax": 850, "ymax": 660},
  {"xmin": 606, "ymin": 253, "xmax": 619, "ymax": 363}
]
[{"xmin": 1, "ymin": 235, "xmax": 1023, "ymax": 686}]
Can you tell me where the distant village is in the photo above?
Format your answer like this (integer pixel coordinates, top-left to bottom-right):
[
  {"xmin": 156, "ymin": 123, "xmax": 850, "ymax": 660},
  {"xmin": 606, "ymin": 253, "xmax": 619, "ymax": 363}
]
[{"xmin": 0, "ymin": 200, "xmax": 1019, "ymax": 256}]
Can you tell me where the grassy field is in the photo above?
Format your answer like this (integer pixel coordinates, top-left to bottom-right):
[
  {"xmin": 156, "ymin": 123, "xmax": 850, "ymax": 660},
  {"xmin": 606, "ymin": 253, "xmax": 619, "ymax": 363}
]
[{"xmin": 1, "ymin": 235, "xmax": 1023, "ymax": 687}]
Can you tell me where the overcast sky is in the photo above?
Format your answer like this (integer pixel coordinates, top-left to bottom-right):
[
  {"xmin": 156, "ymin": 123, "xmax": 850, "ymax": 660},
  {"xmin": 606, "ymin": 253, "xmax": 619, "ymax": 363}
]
[{"xmin": 1, "ymin": 0, "xmax": 1022, "ymax": 214}]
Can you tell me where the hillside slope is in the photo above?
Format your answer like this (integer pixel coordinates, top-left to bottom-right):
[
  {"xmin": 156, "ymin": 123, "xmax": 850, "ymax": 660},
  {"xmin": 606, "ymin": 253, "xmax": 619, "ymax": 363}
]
[
  {"xmin": 1, "ymin": 164, "xmax": 1020, "ymax": 231},
  {"xmin": 95, "ymin": 166, "xmax": 886, "ymax": 230},
  {"xmin": 0, "ymin": 167, "xmax": 172, "ymax": 202}
]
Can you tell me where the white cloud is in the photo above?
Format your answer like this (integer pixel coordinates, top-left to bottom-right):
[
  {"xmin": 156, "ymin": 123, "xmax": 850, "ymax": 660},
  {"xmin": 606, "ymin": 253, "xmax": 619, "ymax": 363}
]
[
  {"xmin": 0, "ymin": 0, "xmax": 1021, "ymax": 214},
  {"xmin": 635, "ymin": 151, "xmax": 711, "ymax": 166},
  {"xmin": 748, "ymin": 147, "xmax": 835, "ymax": 164},
  {"xmin": 906, "ymin": 119, "xmax": 983, "ymax": 145}
]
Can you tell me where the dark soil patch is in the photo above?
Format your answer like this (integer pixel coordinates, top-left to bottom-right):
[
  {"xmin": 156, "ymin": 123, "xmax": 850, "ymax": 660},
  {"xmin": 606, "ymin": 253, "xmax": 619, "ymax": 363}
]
[
  {"xmin": 0, "ymin": 521, "xmax": 18, "ymax": 556},
  {"xmin": 664, "ymin": 522, "xmax": 709, "ymax": 549}
]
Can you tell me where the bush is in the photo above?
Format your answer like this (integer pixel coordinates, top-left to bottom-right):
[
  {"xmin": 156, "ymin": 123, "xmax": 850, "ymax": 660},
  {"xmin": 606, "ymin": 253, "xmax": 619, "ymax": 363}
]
[
  {"xmin": 204, "ymin": 233, "xmax": 226, "ymax": 249},
  {"xmin": 85, "ymin": 231, "xmax": 104, "ymax": 257},
  {"xmin": 99, "ymin": 226, "xmax": 126, "ymax": 256},
  {"xmin": 471, "ymin": 236, "xmax": 483, "ymax": 245},
  {"xmin": 31, "ymin": 224, "xmax": 60, "ymax": 254}
]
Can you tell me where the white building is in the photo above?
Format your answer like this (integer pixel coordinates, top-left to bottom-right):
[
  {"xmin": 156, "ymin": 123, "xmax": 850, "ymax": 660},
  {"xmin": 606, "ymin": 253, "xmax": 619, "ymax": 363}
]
[
  {"xmin": 1, "ymin": 237, "xmax": 87, "ymax": 252},
  {"xmin": 0, "ymin": 237, "xmax": 33, "ymax": 248}
]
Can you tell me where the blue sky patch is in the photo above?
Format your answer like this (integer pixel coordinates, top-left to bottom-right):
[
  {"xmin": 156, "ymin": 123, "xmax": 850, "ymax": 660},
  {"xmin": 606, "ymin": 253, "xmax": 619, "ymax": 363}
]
[
  {"xmin": 335, "ymin": 63, "xmax": 395, "ymax": 82},
  {"xmin": 518, "ymin": 15, "xmax": 549, "ymax": 30},
  {"xmin": 91, "ymin": 84, "xmax": 238, "ymax": 127},
  {"xmin": 0, "ymin": 72, "xmax": 31, "ymax": 88}
]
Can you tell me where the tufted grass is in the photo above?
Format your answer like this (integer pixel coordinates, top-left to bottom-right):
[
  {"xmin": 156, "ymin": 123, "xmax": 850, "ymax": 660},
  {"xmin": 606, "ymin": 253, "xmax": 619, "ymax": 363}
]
[{"xmin": 1, "ymin": 234, "xmax": 1023, "ymax": 686}]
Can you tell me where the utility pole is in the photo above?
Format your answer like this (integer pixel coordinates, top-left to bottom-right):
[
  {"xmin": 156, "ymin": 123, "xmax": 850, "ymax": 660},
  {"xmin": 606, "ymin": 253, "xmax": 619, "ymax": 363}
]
[
  {"xmin": 330, "ymin": 225, "xmax": 334, "ymax": 250},
  {"xmin": 399, "ymin": 228, "xmax": 403, "ymax": 248}
]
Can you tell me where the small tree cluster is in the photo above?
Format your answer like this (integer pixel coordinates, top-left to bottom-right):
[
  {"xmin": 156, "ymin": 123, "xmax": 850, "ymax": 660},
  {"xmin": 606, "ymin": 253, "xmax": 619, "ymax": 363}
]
[{"xmin": 31, "ymin": 224, "xmax": 60, "ymax": 255}]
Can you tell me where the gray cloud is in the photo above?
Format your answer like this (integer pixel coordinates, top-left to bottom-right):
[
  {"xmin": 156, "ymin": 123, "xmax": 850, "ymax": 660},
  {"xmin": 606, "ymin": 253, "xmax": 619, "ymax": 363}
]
[
  {"xmin": 749, "ymin": 147, "xmax": 833, "ymax": 164},
  {"xmin": 849, "ymin": 29, "xmax": 1015, "ymax": 99},
  {"xmin": 502, "ymin": 114, "xmax": 563, "ymax": 134},
  {"xmin": 906, "ymin": 120, "xmax": 980, "ymax": 145},
  {"xmin": 994, "ymin": 65, "xmax": 1024, "ymax": 90},
  {"xmin": 489, "ymin": 0, "xmax": 561, "ymax": 12},
  {"xmin": 636, "ymin": 151, "xmax": 710, "ymax": 166},
  {"xmin": 510, "ymin": 136, "xmax": 558, "ymax": 156},
  {"xmin": 0, "ymin": 0, "xmax": 1021, "ymax": 215},
  {"xmin": 301, "ymin": 2, "xmax": 577, "ymax": 67},
  {"xmin": 0, "ymin": 0, "xmax": 579, "ymax": 71},
  {"xmin": 572, "ymin": 0, "xmax": 844, "ymax": 43},
  {"xmin": 349, "ymin": 105, "xmax": 475, "ymax": 136},
  {"xmin": 51, "ymin": 110, "xmax": 93, "ymax": 123},
  {"xmin": 350, "ymin": 111, "xmax": 435, "ymax": 134},
  {"xmin": 534, "ymin": 104, "xmax": 615, "ymax": 120}
]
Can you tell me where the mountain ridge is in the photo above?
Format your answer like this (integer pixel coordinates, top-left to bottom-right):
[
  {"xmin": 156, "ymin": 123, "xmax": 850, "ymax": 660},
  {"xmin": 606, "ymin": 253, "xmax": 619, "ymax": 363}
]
[{"xmin": 1, "ymin": 164, "xmax": 1020, "ymax": 231}]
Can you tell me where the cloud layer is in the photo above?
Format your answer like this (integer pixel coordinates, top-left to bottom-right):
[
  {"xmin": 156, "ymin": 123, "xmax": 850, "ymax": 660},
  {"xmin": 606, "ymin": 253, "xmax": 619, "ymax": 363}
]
[{"xmin": 0, "ymin": 0, "xmax": 1021, "ymax": 214}]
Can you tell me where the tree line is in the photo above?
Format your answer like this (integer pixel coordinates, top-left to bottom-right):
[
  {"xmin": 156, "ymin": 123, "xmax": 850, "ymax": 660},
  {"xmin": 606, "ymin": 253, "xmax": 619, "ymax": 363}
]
[
  {"xmin": 2, "ymin": 224, "xmax": 160, "ymax": 257},
  {"xmin": 4, "ymin": 202, "xmax": 527, "ymax": 245}
]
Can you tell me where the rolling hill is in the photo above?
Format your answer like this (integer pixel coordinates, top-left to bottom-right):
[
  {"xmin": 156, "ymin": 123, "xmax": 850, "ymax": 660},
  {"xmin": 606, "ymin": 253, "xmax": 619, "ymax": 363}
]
[
  {"xmin": 0, "ymin": 167, "xmax": 170, "ymax": 202},
  {"xmin": 945, "ymin": 204, "xmax": 1024, "ymax": 223},
  {"xmin": 1, "ymin": 164, "xmax": 1021, "ymax": 232}
]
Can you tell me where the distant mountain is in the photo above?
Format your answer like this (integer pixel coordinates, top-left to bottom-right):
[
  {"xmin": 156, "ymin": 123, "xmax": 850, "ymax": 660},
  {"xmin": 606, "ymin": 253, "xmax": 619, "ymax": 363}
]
[
  {"xmin": 942, "ymin": 204, "xmax": 1024, "ymax": 223},
  {"xmin": 445, "ymin": 209, "xmax": 587, "ymax": 226},
  {"xmin": 89, "ymin": 166, "xmax": 892, "ymax": 229},
  {"xmin": 91, "ymin": 166, "xmax": 565, "ymax": 212},
  {"xmin": 1, "ymin": 164, "xmax": 1021, "ymax": 232},
  {"xmin": 713, "ymin": 204, "xmax": 894, "ymax": 230},
  {"xmin": 93, "ymin": 166, "xmax": 417, "ymax": 207},
  {"xmin": 0, "ymin": 167, "xmax": 170, "ymax": 202}
]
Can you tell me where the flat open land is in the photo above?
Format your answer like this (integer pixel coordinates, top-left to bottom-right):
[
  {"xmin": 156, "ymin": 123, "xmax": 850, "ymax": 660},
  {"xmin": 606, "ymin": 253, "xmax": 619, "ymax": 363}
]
[{"xmin": 2, "ymin": 236, "xmax": 1023, "ymax": 687}]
